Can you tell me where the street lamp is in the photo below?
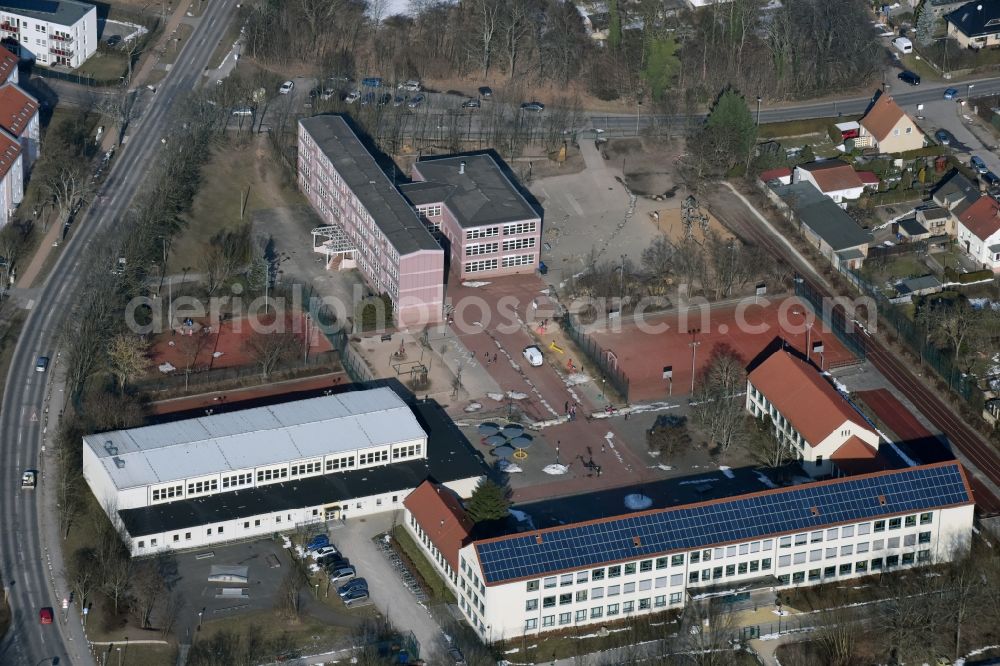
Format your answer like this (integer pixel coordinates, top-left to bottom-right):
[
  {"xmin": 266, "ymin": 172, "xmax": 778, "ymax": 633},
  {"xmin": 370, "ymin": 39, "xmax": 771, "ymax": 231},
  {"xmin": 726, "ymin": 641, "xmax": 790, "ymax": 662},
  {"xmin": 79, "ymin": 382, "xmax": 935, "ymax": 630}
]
[
  {"xmin": 688, "ymin": 328, "xmax": 702, "ymax": 393},
  {"xmin": 755, "ymin": 95, "xmax": 762, "ymax": 126},
  {"xmin": 197, "ymin": 608, "xmax": 204, "ymax": 631},
  {"xmin": 968, "ymin": 83, "xmax": 975, "ymax": 99}
]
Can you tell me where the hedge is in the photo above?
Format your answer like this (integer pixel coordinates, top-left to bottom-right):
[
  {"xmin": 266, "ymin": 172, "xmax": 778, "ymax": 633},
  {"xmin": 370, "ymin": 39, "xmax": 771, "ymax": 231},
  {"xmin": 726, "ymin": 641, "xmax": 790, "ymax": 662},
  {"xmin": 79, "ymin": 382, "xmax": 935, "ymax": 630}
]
[
  {"xmin": 896, "ymin": 145, "xmax": 949, "ymax": 159},
  {"xmin": 757, "ymin": 116, "xmax": 861, "ymax": 140},
  {"xmin": 944, "ymin": 266, "xmax": 994, "ymax": 283}
]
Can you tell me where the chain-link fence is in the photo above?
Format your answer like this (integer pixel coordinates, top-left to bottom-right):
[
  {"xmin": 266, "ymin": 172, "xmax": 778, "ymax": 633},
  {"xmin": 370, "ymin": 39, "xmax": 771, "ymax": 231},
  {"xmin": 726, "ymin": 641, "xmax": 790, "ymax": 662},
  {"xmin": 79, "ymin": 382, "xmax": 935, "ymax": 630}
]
[
  {"xmin": 836, "ymin": 266, "xmax": 985, "ymax": 411},
  {"xmin": 793, "ymin": 276, "xmax": 867, "ymax": 361},
  {"xmin": 560, "ymin": 313, "xmax": 630, "ymax": 401},
  {"xmin": 331, "ymin": 330, "xmax": 375, "ymax": 384},
  {"xmin": 136, "ymin": 350, "xmax": 339, "ymax": 392}
]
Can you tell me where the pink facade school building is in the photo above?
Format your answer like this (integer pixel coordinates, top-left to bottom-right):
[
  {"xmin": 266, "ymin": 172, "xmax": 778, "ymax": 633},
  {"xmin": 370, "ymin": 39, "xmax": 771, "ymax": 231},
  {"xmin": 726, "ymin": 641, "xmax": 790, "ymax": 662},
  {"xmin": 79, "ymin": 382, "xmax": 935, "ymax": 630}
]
[
  {"xmin": 400, "ymin": 155, "xmax": 541, "ymax": 279},
  {"xmin": 297, "ymin": 116, "xmax": 541, "ymax": 326},
  {"xmin": 298, "ymin": 116, "xmax": 445, "ymax": 327}
]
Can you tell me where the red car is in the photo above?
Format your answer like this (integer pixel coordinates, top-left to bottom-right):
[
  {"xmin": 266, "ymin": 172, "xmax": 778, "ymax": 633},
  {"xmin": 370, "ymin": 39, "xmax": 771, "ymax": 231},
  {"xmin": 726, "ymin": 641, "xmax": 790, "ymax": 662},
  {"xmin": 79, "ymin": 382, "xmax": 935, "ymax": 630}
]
[{"xmin": 39, "ymin": 607, "xmax": 54, "ymax": 624}]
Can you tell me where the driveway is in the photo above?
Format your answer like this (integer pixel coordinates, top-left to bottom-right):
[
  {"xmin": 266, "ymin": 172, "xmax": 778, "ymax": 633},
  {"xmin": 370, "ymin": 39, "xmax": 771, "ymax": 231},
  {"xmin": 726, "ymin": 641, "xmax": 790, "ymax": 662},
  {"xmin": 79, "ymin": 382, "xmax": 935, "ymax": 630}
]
[
  {"xmin": 332, "ymin": 512, "xmax": 449, "ymax": 662},
  {"xmin": 916, "ymin": 96, "xmax": 1000, "ymax": 175}
]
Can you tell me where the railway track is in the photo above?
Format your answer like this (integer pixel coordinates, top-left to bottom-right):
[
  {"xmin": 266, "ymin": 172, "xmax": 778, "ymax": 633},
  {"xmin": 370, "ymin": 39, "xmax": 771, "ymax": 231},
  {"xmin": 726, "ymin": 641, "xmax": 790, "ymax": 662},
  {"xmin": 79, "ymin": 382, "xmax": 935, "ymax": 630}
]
[{"xmin": 711, "ymin": 185, "xmax": 1000, "ymax": 516}]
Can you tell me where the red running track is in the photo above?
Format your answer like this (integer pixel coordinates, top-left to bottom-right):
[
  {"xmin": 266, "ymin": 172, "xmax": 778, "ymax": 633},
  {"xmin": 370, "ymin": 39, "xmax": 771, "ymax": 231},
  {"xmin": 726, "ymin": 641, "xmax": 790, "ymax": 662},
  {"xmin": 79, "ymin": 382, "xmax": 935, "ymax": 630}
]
[{"xmin": 713, "ymin": 186, "xmax": 1000, "ymax": 517}]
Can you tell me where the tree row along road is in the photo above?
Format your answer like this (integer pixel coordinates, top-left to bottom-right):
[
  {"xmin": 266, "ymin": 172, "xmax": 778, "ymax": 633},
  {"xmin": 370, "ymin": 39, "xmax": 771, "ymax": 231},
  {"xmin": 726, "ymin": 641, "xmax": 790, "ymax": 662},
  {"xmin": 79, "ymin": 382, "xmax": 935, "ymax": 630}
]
[
  {"xmin": 591, "ymin": 75, "xmax": 1000, "ymax": 132},
  {"xmin": 0, "ymin": 2, "xmax": 238, "ymax": 664},
  {"xmin": 711, "ymin": 185, "xmax": 1000, "ymax": 518}
]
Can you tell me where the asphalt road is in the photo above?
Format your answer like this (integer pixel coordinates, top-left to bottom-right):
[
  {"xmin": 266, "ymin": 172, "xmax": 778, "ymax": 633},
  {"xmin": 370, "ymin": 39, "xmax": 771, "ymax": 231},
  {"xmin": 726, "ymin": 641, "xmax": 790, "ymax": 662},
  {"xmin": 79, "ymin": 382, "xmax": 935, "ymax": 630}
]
[
  {"xmin": 0, "ymin": 2, "xmax": 238, "ymax": 664},
  {"xmin": 590, "ymin": 75, "xmax": 1000, "ymax": 134}
]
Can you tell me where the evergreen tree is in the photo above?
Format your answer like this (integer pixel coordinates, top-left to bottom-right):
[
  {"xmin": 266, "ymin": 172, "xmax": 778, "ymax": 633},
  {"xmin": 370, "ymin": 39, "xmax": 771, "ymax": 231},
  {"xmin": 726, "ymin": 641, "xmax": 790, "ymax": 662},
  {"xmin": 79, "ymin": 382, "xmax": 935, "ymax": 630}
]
[
  {"xmin": 642, "ymin": 36, "xmax": 680, "ymax": 102},
  {"xmin": 916, "ymin": 3, "xmax": 938, "ymax": 46},
  {"xmin": 466, "ymin": 478, "xmax": 512, "ymax": 524},
  {"xmin": 608, "ymin": 0, "xmax": 623, "ymax": 49}
]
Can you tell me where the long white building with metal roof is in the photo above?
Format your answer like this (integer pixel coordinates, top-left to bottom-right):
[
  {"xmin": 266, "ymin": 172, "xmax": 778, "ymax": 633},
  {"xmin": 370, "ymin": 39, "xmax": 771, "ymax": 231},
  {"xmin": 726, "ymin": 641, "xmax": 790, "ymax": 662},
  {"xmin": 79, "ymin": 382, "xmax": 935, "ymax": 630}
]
[{"xmin": 83, "ymin": 387, "xmax": 486, "ymax": 554}]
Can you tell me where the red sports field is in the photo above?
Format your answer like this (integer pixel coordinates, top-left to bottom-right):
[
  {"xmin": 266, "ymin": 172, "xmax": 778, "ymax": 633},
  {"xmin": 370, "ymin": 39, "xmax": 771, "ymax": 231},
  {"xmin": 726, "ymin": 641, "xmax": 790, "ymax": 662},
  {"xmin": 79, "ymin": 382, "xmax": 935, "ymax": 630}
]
[
  {"xmin": 587, "ymin": 297, "xmax": 857, "ymax": 401},
  {"xmin": 148, "ymin": 311, "xmax": 333, "ymax": 373}
]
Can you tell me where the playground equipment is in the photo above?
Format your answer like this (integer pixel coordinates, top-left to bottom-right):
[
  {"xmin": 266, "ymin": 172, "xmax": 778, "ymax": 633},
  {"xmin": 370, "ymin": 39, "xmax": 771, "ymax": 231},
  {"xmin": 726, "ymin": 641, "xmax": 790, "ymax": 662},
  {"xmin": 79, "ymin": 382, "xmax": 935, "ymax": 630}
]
[{"xmin": 681, "ymin": 195, "xmax": 710, "ymax": 239}]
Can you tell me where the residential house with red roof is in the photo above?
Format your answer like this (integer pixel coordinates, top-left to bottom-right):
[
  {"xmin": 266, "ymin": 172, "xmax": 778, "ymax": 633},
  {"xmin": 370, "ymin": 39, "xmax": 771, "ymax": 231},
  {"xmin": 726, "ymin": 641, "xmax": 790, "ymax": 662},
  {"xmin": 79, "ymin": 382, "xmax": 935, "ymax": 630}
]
[
  {"xmin": 0, "ymin": 44, "xmax": 17, "ymax": 84},
  {"xmin": 793, "ymin": 160, "xmax": 866, "ymax": 205},
  {"xmin": 858, "ymin": 91, "xmax": 925, "ymax": 154},
  {"xmin": 955, "ymin": 195, "xmax": 1000, "ymax": 272},
  {"xmin": 746, "ymin": 350, "xmax": 881, "ymax": 478},
  {"xmin": 0, "ymin": 82, "xmax": 38, "ymax": 170}
]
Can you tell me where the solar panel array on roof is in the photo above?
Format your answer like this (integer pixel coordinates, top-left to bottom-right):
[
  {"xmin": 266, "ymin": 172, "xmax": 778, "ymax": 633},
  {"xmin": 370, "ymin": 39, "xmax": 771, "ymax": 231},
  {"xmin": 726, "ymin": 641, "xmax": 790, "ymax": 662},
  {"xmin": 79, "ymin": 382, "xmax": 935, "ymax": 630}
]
[{"xmin": 474, "ymin": 463, "xmax": 970, "ymax": 584}]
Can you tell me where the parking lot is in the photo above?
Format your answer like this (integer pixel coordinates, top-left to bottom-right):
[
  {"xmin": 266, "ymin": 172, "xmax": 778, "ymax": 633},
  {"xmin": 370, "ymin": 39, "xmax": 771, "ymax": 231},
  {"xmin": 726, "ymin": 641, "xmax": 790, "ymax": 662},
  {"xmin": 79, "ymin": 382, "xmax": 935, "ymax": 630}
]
[{"xmin": 915, "ymin": 94, "xmax": 1000, "ymax": 175}]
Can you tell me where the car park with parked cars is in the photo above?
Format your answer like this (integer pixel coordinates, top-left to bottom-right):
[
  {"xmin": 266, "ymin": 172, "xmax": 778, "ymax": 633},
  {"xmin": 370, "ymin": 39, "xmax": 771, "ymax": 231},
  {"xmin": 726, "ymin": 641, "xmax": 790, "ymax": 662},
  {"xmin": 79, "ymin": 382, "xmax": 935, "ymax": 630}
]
[
  {"xmin": 311, "ymin": 545, "xmax": 339, "ymax": 560},
  {"xmin": 329, "ymin": 565, "xmax": 356, "ymax": 583},
  {"xmin": 338, "ymin": 578, "xmax": 367, "ymax": 597}
]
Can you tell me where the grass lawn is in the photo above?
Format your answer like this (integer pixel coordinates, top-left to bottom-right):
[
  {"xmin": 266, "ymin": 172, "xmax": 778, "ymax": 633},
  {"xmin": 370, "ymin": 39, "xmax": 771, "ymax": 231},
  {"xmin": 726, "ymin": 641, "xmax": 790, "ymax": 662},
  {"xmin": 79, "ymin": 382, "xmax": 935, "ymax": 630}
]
[
  {"xmin": 207, "ymin": 16, "xmax": 242, "ymax": 70},
  {"xmin": 158, "ymin": 23, "xmax": 193, "ymax": 67},
  {"xmin": 390, "ymin": 526, "xmax": 455, "ymax": 602},
  {"xmin": 94, "ymin": 642, "xmax": 176, "ymax": 666},
  {"xmin": 74, "ymin": 51, "xmax": 128, "ymax": 82},
  {"xmin": 197, "ymin": 608, "xmax": 353, "ymax": 656},
  {"xmin": 169, "ymin": 137, "xmax": 304, "ymax": 274},
  {"xmin": 758, "ymin": 116, "xmax": 859, "ymax": 140},
  {"xmin": 899, "ymin": 53, "xmax": 942, "ymax": 82}
]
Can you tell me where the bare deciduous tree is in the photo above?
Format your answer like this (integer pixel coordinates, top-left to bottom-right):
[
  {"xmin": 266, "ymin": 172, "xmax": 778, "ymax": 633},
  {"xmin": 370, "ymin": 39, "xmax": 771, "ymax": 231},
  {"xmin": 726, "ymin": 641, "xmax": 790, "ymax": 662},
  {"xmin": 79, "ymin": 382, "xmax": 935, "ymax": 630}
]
[
  {"xmin": 244, "ymin": 330, "xmax": 301, "ymax": 380},
  {"xmin": 106, "ymin": 333, "xmax": 149, "ymax": 391}
]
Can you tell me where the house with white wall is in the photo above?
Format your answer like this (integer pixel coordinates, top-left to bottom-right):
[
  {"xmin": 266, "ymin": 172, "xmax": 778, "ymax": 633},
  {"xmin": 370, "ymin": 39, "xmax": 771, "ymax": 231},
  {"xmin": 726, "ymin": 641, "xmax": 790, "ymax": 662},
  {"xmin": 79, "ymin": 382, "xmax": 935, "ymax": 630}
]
[
  {"xmin": 793, "ymin": 160, "xmax": 866, "ymax": 205},
  {"xmin": 405, "ymin": 464, "xmax": 974, "ymax": 642},
  {"xmin": 858, "ymin": 92, "xmax": 925, "ymax": 154},
  {"xmin": 0, "ymin": 126, "xmax": 21, "ymax": 227},
  {"xmin": 0, "ymin": 81, "xmax": 38, "ymax": 170},
  {"xmin": 0, "ymin": 0, "xmax": 97, "ymax": 69},
  {"xmin": 955, "ymin": 195, "xmax": 1000, "ymax": 272},
  {"xmin": 746, "ymin": 350, "xmax": 881, "ymax": 477}
]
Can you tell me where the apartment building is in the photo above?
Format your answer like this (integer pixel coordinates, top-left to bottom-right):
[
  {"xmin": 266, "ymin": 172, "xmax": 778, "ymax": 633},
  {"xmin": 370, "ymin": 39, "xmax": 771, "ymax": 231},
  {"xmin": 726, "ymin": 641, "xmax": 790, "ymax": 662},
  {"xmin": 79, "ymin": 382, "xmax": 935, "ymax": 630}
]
[
  {"xmin": 405, "ymin": 463, "xmax": 974, "ymax": 642},
  {"xmin": 746, "ymin": 350, "xmax": 881, "ymax": 477},
  {"xmin": 298, "ymin": 115, "xmax": 445, "ymax": 327},
  {"xmin": 0, "ymin": 0, "xmax": 97, "ymax": 69},
  {"xmin": 82, "ymin": 388, "xmax": 486, "ymax": 553},
  {"xmin": 0, "ymin": 81, "xmax": 38, "ymax": 170},
  {"xmin": 399, "ymin": 155, "xmax": 542, "ymax": 278}
]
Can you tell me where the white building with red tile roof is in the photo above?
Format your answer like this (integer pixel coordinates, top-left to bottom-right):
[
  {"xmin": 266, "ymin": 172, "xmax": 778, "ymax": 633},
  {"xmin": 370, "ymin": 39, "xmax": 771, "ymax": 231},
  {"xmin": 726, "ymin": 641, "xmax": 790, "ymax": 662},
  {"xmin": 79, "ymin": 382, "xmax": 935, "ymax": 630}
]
[
  {"xmin": 793, "ymin": 160, "xmax": 866, "ymax": 205},
  {"xmin": 0, "ymin": 81, "xmax": 38, "ymax": 170},
  {"xmin": 0, "ymin": 125, "xmax": 21, "ymax": 227},
  {"xmin": 403, "ymin": 480, "xmax": 474, "ymax": 586},
  {"xmin": 746, "ymin": 350, "xmax": 881, "ymax": 477},
  {"xmin": 955, "ymin": 195, "xmax": 1000, "ymax": 272},
  {"xmin": 0, "ymin": 44, "xmax": 17, "ymax": 84}
]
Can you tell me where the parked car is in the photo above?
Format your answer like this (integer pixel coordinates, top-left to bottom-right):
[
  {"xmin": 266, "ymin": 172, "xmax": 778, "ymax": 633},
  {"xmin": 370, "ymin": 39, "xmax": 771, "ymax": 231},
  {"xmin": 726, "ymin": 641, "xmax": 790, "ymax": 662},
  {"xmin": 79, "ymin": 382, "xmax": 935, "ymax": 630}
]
[
  {"xmin": 478, "ymin": 86, "xmax": 493, "ymax": 98},
  {"xmin": 231, "ymin": 106, "xmax": 253, "ymax": 117},
  {"xmin": 361, "ymin": 77, "xmax": 383, "ymax": 88},
  {"xmin": 360, "ymin": 92, "xmax": 376, "ymax": 106},
  {"xmin": 891, "ymin": 36, "xmax": 913, "ymax": 54},
  {"xmin": 944, "ymin": 88, "xmax": 959, "ymax": 100},
  {"xmin": 461, "ymin": 98, "xmax": 481, "ymax": 109},
  {"xmin": 344, "ymin": 90, "xmax": 361, "ymax": 104},
  {"xmin": 329, "ymin": 565, "xmax": 356, "ymax": 583},
  {"xmin": 447, "ymin": 646, "xmax": 467, "ymax": 666},
  {"xmin": 338, "ymin": 578, "xmax": 368, "ymax": 597},
  {"xmin": 321, "ymin": 556, "xmax": 349, "ymax": 572},
  {"xmin": 35, "ymin": 356, "xmax": 49, "ymax": 373},
  {"xmin": 407, "ymin": 94, "xmax": 425, "ymax": 109},
  {"xmin": 520, "ymin": 101, "xmax": 545, "ymax": 112},
  {"xmin": 319, "ymin": 88, "xmax": 336, "ymax": 101},
  {"xmin": 306, "ymin": 534, "xmax": 329, "ymax": 551},
  {"xmin": 971, "ymin": 155, "xmax": 988, "ymax": 174},
  {"xmin": 398, "ymin": 79, "xmax": 421, "ymax": 92},
  {"xmin": 897, "ymin": 70, "xmax": 920, "ymax": 86},
  {"xmin": 279, "ymin": 80, "xmax": 295, "ymax": 94},
  {"xmin": 311, "ymin": 546, "xmax": 339, "ymax": 560},
  {"xmin": 984, "ymin": 171, "xmax": 1000, "ymax": 188},
  {"xmin": 377, "ymin": 93, "xmax": 392, "ymax": 106},
  {"xmin": 343, "ymin": 590, "xmax": 370, "ymax": 607},
  {"xmin": 522, "ymin": 345, "xmax": 543, "ymax": 367},
  {"xmin": 106, "ymin": 35, "xmax": 122, "ymax": 47},
  {"xmin": 39, "ymin": 607, "xmax": 54, "ymax": 625},
  {"xmin": 934, "ymin": 129, "xmax": 951, "ymax": 145},
  {"xmin": 21, "ymin": 470, "xmax": 37, "ymax": 489},
  {"xmin": 393, "ymin": 95, "xmax": 407, "ymax": 107}
]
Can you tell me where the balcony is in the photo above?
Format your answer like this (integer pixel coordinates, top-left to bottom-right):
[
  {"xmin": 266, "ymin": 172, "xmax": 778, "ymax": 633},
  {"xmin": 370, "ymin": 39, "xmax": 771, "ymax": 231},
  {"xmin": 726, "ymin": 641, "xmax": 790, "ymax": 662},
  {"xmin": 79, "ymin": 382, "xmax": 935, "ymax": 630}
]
[
  {"xmin": 0, "ymin": 23, "xmax": 17, "ymax": 34},
  {"xmin": 50, "ymin": 33, "xmax": 73, "ymax": 43},
  {"xmin": 49, "ymin": 46, "xmax": 73, "ymax": 58}
]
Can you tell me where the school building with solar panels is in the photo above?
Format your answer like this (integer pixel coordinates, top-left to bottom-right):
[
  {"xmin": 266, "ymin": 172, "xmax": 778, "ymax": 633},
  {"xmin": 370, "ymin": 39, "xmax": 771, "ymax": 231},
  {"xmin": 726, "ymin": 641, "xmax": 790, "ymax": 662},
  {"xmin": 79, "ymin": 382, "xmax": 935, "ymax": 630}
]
[
  {"xmin": 404, "ymin": 462, "xmax": 974, "ymax": 641},
  {"xmin": 82, "ymin": 387, "xmax": 486, "ymax": 554}
]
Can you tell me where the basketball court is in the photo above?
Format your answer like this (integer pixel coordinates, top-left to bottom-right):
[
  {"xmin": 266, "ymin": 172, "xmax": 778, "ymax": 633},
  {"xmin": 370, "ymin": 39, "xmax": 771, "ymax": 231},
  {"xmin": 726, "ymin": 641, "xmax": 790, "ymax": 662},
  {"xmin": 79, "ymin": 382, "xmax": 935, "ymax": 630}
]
[{"xmin": 586, "ymin": 296, "xmax": 857, "ymax": 402}]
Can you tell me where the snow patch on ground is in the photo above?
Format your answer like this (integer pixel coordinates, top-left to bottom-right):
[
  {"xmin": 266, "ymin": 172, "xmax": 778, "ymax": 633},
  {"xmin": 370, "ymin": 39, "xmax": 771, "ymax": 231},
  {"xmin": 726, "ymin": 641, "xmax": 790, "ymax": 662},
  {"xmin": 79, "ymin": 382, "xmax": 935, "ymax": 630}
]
[
  {"xmin": 543, "ymin": 464, "xmax": 569, "ymax": 475},
  {"xmin": 461, "ymin": 280, "xmax": 491, "ymax": 287},
  {"xmin": 565, "ymin": 372, "xmax": 592, "ymax": 386},
  {"xmin": 463, "ymin": 402, "xmax": 482, "ymax": 412}
]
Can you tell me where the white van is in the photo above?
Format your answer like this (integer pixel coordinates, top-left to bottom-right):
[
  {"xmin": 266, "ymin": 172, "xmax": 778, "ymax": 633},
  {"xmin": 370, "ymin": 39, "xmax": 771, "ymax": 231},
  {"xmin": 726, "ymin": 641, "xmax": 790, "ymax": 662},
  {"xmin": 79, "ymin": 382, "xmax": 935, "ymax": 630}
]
[{"xmin": 892, "ymin": 37, "xmax": 913, "ymax": 54}]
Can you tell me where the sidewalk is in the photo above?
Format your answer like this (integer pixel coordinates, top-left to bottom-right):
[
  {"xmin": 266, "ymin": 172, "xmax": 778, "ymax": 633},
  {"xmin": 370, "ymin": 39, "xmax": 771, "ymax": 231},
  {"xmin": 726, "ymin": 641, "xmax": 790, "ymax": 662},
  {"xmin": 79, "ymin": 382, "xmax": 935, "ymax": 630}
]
[{"xmin": 15, "ymin": 0, "xmax": 194, "ymax": 290}]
